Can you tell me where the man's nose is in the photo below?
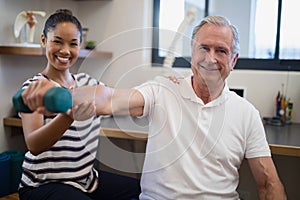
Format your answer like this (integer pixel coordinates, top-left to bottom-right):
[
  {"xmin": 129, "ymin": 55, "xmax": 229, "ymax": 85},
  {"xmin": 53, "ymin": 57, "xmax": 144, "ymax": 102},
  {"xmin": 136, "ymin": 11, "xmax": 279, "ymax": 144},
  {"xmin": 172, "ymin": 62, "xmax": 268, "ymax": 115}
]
[{"xmin": 204, "ymin": 51, "xmax": 217, "ymax": 63}]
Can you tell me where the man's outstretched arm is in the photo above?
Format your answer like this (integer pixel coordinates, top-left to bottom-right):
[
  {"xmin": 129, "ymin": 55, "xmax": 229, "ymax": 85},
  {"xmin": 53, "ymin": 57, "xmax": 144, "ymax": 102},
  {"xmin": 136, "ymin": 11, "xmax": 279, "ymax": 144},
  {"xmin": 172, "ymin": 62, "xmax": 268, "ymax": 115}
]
[
  {"xmin": 21, "ymin": 79, "xmax": 145, "ymax": 116},
  {"xmin": 72, "ymin": 85, "xmax": 145, "ymax": 116}
]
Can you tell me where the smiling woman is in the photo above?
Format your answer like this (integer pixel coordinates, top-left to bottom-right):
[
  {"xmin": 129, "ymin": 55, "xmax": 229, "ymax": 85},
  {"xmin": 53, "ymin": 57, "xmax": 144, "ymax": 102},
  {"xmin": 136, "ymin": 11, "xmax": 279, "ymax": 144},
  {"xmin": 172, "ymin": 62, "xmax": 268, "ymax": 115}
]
[{"xmin": 16, "ymin": 9, "xmax": 141, "ymax": 200}]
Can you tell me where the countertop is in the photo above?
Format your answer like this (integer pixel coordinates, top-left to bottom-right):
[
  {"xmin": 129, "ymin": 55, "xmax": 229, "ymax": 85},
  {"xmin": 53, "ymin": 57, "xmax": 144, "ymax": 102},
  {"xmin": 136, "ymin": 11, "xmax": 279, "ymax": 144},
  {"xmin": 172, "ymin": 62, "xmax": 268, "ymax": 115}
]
[
  {"xmin": 100, "ymin": 116, "xmax": 300, "ymax": 157},
  {"xmin": 3, "ymin": 116, "xmax": 300, "ymax": 157}
]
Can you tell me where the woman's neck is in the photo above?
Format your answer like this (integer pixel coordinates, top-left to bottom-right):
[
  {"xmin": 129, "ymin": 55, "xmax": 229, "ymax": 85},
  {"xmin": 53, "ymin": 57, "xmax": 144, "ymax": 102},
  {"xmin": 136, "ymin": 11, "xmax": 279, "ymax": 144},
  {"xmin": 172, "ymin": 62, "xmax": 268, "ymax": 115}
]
[{"xmin": 41, "ymin": 68, "xmax": 75, "ymax": 89}]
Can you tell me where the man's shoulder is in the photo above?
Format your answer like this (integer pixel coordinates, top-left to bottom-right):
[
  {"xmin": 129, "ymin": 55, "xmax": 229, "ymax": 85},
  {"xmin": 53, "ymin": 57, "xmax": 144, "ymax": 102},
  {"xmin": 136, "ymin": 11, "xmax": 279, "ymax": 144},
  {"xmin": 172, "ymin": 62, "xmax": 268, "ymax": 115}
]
[
  {"xmin": 152, "ymin": 75, "xmax": 189, "ymax": 87},
  {"xmin": 228, "ymin": 90, "xmax": 259, "ymax": 113}
]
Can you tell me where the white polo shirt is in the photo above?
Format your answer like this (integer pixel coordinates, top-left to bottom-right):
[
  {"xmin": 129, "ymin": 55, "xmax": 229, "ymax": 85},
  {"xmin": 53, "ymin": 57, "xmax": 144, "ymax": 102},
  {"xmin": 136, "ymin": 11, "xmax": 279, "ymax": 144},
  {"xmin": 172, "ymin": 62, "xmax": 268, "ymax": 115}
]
[{"xmin": 136, "ymin": 76, "xmax": 271, "ymax": 200}]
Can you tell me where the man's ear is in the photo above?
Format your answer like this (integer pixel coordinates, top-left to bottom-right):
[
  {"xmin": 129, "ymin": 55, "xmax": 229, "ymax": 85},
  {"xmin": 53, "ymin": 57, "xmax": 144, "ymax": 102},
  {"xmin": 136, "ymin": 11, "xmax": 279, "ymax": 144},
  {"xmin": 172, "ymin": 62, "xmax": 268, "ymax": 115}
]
[
  {"xmin": 41, "ymin": 34, "xmax": 46, "ymax": 47},
  {"xmin": 230, "ymin": 53, "xmax": 239, "ymax": 70}
]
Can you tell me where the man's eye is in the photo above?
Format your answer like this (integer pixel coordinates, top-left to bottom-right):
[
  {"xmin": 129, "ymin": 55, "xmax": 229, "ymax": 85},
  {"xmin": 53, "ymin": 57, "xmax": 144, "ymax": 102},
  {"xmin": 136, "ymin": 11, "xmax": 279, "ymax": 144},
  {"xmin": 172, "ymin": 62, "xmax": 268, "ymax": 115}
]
[
  {"xmin": 217, "ymin": 49, "xmax": 228, "ymax": 54},
  {"xmin": 199, "ymin": 46, "xmax": 209, "ymax": 51},
  {"xmin": 53, "ymin": 40, "xmax": 61, "ymax": 44}
]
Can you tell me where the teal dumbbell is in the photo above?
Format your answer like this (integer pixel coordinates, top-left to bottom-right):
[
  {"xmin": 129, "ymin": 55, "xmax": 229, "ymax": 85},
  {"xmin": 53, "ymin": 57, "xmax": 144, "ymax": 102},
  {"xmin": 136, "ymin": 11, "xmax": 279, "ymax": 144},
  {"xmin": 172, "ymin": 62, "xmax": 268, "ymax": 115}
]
[{"xmin": 12, "ymin": 87, "xmax": 72, "ymax": 113}]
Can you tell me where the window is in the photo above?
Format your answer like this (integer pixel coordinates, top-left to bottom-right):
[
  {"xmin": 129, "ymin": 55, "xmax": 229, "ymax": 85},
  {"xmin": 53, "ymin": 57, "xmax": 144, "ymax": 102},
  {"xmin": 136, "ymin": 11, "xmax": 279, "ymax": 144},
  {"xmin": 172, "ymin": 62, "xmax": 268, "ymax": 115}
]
[{"xmin": 152, "ymin": 0, "xmax": 300, "ymax": 71}]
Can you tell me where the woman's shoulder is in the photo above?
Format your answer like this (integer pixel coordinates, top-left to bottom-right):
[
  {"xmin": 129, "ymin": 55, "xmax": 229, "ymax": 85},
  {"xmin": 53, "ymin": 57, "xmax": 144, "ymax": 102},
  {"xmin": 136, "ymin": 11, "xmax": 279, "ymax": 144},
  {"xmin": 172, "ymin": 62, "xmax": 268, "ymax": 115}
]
[
  {"xmin": 21, "ymin": 73, "xmax": 48, "ymax": 89},
  {"xmin": 26, "ymin": 73, "xmax": 47, "ymax": 81},
  {"xmin": 73, "ymin": 72, "xmax": 105, "ymax": 86}
]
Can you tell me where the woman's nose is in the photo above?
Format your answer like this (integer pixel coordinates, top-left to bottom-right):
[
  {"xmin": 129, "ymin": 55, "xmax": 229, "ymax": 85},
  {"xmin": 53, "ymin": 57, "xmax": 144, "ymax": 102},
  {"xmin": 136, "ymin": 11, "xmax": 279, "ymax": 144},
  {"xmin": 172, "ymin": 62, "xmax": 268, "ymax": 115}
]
[{"xmin": 59, "ymin": 44, "xmax": 70, "ymax": 54}]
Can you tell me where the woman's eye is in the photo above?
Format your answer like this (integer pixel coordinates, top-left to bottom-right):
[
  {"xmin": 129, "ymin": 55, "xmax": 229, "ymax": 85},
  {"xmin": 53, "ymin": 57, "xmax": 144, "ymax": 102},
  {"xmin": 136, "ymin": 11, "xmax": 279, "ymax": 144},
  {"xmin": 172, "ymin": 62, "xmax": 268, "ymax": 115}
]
[{"xmin": 71, "ymin": 43, "xmax": 79, "ymax": 46}]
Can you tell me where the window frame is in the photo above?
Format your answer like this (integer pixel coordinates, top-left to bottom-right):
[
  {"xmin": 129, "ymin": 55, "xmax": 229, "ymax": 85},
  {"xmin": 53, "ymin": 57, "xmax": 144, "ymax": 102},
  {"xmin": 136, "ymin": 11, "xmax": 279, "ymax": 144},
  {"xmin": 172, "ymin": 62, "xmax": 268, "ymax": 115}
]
[{"xmin": 152, "ymin": 0, "xmax": 300, "ymax": 71}]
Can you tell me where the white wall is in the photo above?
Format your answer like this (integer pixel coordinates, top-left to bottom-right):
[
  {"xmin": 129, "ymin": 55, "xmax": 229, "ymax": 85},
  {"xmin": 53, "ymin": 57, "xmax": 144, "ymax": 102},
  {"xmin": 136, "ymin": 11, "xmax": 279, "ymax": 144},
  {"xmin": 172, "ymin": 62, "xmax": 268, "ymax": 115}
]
[
  {"xmin": 228, "ymin": 70, "xmax": 300, "ymax": 122},
  {"xmin": 1, "ymin": 0, "xmax": 300, "ymax": 152}
]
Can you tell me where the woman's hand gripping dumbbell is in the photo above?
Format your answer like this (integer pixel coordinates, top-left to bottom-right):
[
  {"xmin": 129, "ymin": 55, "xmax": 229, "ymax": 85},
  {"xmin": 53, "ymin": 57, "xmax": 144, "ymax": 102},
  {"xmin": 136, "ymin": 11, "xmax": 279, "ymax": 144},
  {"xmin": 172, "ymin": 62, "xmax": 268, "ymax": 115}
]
[
  {"xmin": 13, "ymin": 86, "xmax": 72, "ymax": 113},
  {"xmin": 12, "ymin": 79, "xmax": 96, "ymax": 121}
]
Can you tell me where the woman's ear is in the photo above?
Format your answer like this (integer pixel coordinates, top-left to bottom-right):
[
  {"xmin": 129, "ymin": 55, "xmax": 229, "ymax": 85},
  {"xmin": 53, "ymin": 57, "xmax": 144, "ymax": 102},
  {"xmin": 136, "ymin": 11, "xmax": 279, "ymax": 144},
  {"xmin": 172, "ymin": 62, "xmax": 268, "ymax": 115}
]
[{"xmin": 41, "ymin": 34, "xmax": 46, "ymax": 47}]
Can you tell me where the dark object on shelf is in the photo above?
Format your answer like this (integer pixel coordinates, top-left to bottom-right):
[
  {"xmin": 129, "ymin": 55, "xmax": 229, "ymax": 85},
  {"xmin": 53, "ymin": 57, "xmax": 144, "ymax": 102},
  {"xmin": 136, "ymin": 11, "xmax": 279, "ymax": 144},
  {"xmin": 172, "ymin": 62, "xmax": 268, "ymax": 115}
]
[
  {"xmin": 262, "ymin": 117, "xmax": 285, "ymax": 126},
  {"xmin": 85, "ymin": 40, "xmax": 96, "ymax": 50}
]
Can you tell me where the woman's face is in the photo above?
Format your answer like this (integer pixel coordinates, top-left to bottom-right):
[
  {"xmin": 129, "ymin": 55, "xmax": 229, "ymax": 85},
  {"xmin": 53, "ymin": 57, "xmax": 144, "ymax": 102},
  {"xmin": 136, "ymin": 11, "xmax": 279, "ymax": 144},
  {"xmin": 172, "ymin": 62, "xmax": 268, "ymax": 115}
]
[{"xmin": 41, "ymin": 22, "xmax": 81, "ymax": 71}]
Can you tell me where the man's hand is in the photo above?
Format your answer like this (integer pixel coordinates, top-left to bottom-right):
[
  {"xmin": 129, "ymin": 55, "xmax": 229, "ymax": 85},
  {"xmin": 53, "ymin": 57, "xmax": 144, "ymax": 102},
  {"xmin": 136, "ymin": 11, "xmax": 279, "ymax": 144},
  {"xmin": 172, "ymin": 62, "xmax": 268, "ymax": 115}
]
[
  {"xmin": 166, "ymin": 75, "xmax": 184, "ymax": 84},
  {"xmin": 67, "ymin": 101, "xmax": 97, "ymax": 121}
]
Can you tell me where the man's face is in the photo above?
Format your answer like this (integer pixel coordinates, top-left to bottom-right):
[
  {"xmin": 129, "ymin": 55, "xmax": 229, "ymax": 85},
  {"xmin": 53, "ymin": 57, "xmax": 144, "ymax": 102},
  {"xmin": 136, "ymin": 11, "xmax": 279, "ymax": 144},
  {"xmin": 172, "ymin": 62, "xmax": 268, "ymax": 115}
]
[{"xmin": 191, "ymin": 23, "xmax": 238, "ymax": 86}]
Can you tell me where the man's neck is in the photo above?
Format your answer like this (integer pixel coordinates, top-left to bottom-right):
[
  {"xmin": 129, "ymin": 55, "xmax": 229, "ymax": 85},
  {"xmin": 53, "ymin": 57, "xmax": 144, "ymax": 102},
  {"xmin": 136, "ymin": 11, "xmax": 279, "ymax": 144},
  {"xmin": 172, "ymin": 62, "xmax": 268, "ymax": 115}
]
[{"xmin": 191, "ymin": 76, "xmax": 225, "ymax": 104}]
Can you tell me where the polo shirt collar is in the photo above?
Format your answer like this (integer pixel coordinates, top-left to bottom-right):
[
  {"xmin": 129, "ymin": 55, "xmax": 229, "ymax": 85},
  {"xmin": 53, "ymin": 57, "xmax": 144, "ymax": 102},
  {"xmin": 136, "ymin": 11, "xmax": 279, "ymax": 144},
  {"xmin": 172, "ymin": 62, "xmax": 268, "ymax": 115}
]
[{"xmin": 179, "ymin": 76, "xmax": 229, "ymax": 107}]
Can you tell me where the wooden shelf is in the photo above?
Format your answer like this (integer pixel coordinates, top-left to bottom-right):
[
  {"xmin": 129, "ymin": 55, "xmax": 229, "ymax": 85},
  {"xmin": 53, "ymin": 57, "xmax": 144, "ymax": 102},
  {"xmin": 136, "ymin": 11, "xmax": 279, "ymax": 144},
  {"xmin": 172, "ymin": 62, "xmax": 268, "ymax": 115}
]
[
  {"xmin": 78, "ymin": 49, "xmax": 112, "ymax": 58},
  {"xmin": 0, "ymin": 46, "xmax": 112, "ymax": 58},
  {"xmin": 0, "ymin": 46, "xmax": 42, "ymax": 56},
  {"xmin": 3, "ymin": 117, "xmax": 147, "ymax": 141},
  {"xmin": 74, "ymin": 0, "xmax": 112, "ymax": 1},
  {"xmin": 3, "ymin": 117, "xmax": 22, "ymax": 127}
]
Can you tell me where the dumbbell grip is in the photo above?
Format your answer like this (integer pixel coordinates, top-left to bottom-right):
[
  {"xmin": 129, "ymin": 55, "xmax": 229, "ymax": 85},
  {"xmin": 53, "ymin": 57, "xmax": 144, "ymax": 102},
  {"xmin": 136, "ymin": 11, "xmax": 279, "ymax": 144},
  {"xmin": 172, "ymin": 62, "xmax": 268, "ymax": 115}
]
[{"xmin": 12, "ymin": 87, "xmax": 72, "ymax": 113}]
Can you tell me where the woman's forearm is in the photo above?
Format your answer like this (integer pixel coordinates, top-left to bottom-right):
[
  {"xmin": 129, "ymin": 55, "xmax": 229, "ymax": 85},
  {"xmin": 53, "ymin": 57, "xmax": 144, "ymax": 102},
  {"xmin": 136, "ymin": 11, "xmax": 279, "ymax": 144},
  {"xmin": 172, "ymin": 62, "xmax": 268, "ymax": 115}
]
[{"xmin": 23, "ymin": 113, "xmax": 73, "ymax": 155}]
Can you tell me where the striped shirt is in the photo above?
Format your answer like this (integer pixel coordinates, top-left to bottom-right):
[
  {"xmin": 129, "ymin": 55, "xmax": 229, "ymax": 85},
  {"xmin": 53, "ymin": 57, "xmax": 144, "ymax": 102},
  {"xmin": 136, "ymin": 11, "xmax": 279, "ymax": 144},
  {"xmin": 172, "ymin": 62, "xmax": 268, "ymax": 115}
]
[{"xmin": 19, "ymin": 73, "xmax": 103, "ymax": 193}]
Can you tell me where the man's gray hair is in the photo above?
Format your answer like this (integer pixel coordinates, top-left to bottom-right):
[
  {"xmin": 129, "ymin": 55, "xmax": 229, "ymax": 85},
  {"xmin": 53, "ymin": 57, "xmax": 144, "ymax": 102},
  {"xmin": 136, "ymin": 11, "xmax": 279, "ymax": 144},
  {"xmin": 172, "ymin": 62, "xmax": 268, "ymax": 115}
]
[{"xmin": 191, "ymin": 15, "xmax": 240, "ymax": 57}]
